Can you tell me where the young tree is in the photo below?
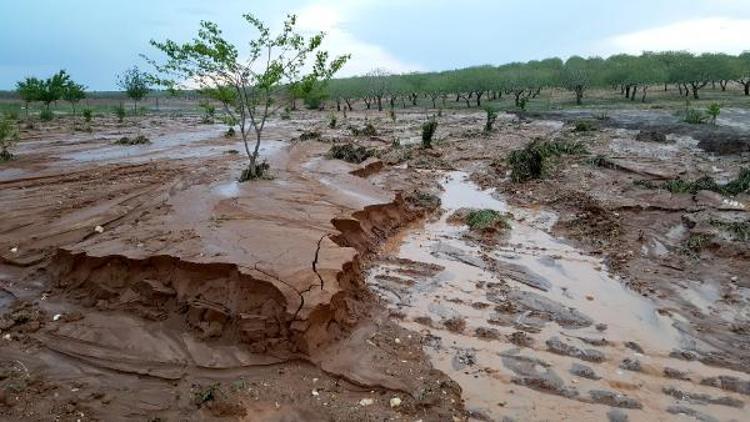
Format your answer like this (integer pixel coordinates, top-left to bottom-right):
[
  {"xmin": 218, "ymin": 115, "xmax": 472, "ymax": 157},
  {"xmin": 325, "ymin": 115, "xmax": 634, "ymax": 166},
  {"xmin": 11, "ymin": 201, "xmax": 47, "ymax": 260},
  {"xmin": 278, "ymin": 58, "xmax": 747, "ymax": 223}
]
[
  {"xmin": 15, "ymin": 77, "xmax": 43, "ymax": 119},
  {"xmin": 117, "ymin": 66, "xmax": 151, "ymax": 113},
  {"xmin": 63, "ymin": 81, "xmax": 87, "ymax": 117},
  {"xmin": 147, "ymin": 13, "xmax": 348, "ymax": 180},
  {"xmin": 41, "ymin": 71, "xmax": 72, "ymax": 110}
]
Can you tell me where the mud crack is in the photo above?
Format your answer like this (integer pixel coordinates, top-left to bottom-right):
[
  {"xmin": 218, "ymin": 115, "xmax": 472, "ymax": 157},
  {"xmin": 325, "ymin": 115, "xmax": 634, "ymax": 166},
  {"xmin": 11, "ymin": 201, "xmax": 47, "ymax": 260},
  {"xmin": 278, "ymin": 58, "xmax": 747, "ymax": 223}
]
[{"xmin": 312, "ymin": 233, "xmax": 329, "ymax": 291}]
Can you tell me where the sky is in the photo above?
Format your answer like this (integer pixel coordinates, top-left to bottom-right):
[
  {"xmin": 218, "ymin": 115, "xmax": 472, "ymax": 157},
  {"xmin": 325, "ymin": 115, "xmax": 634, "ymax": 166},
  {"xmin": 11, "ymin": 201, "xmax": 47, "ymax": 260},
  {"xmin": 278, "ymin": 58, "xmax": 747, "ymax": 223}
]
[{"xmin": 1, "ymin": 0, "xmax": 749, "ymax": 90}]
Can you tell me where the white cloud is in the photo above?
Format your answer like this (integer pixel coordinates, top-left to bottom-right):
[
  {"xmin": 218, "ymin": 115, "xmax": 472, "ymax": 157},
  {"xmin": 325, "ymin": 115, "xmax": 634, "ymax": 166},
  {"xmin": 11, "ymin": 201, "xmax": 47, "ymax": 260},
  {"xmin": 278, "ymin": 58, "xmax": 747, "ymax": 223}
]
[
  {"xmin": 603, "ymin": 17, "xmax": 750, "ymax": 56},
  {"xmin": 295, "ymin": 2, "xmax": 422, "ymax": 76}
]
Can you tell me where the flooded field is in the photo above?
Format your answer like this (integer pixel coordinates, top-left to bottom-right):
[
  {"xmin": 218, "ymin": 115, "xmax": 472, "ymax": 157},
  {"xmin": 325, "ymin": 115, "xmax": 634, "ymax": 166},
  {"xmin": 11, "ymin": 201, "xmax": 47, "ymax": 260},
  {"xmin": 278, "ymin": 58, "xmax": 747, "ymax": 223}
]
[
  {"xmin": 0, "ymin": 107, "xmax": 748, "ymax": 421},
  {"xmin": 368, "ymin": 171, "xmax": 748, "ymax": 420}
]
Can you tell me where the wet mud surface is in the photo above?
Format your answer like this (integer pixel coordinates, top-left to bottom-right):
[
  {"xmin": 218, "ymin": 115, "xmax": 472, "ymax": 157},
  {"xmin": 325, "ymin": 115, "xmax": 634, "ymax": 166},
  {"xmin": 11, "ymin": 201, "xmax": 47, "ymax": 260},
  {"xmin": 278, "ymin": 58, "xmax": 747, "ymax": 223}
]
[{"xmin": 1, "ymin": 108, "xmax": 749, "ymax": 420}]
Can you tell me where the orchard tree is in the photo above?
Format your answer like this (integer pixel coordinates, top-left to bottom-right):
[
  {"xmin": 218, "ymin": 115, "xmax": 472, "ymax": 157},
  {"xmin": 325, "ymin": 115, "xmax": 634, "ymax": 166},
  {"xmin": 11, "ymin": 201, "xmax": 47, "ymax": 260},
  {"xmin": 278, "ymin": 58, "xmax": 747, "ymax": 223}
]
[
  {"xmin": 15, "ymin": 77, "xmax": 43, "ymax": 118},
  {"xmin": 737, "ymin": 52, "xmax": 750, "ymax": 96},
  {"xmin": 63, "ymin": 81, "xmax": 87, "ymax": 117},
  {"xmin": 117, "ymin": 66, "xmax": 151, "ymax": 113},
  {"xmin": 147, "ymin": 13, "xmax": 349, "ymax": 181},
  {"xmin": 561, "ymin": 56, "xmax": 603, "ymax": 105},
  {"xmin": 16, "ymin": 70, "xmax": 73, "ymax": 116},
  {"xmin": 365, "ymin": 69, "xmax": 390, "ymax": 111}
]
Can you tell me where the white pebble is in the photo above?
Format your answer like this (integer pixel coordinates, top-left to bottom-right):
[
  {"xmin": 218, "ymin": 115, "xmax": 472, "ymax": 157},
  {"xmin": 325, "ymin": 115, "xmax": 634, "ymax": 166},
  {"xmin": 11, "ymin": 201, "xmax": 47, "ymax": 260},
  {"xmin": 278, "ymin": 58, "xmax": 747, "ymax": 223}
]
[
  {"xmin": 389, "ymin": 397, "xmax": 402, "ymax": 407},
  {"xmin": 359, "ymin": 398, "xmax": 374, "ymax": 406}
]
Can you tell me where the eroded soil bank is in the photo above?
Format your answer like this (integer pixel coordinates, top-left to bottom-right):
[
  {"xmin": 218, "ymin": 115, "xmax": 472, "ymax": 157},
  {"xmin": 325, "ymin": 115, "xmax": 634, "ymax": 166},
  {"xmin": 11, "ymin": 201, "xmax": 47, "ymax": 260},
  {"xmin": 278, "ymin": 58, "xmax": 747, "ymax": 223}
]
[{"xmin": 0, "ymin": 114, "xmax": 464, "ymax": 421}]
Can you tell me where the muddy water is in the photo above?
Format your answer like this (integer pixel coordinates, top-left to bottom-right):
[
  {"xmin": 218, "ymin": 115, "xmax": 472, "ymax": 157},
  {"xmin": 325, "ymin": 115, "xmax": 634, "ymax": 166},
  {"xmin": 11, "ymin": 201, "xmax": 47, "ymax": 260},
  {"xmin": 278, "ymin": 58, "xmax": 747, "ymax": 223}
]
[{"xmin": 368, "ymin": 172, "xmax": 748, "ymax": 420}]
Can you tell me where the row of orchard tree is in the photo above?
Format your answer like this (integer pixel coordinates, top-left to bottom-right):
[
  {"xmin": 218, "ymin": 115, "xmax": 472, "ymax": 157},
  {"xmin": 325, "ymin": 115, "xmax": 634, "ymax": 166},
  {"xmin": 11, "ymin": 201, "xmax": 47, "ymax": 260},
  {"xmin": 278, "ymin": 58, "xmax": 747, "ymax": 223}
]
[{"xmin": 325, "ymin": 52, "xmax": 750, "ymax": 110}]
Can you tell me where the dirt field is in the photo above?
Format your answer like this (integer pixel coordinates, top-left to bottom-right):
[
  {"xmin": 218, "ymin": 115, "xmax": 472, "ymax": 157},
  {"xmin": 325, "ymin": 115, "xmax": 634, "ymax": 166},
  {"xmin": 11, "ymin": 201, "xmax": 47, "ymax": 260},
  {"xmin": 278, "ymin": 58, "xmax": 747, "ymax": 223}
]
[{"xmin": 1, "ymin": 107, "xmax": 749, "ymax": 421}]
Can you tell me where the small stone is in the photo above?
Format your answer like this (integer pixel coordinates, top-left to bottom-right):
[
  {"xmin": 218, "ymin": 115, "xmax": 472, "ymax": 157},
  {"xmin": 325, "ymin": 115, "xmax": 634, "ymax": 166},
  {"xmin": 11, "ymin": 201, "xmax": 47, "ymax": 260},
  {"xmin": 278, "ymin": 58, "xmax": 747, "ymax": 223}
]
[
  {"xmin": 311, "ymin": 390, "xmax": 319, "ymax": 397},
  {"xmin": 389, "ymin": 397, "xmax": 402, "ymax": 408},
  {"xmin": 394, "ymin": 338, "xmax": 401, "ymax": 344},
  {"xmin": 53, "ymin": 314, "xmax": 63, "ymax": 322},
  {"xmin": 2, "ymin": 334, "xmax": 11, "ymax": 341},
  {"xmin": 359, "ymin": 398, "xmax": 374, "ymax": 407},
  {"xmin": 10, "ymin": 247, "xmax": 18, "ymax": 254},
  {"xmin": 94, "ymin": 225, "xmax": 105, "ymax": 234},
  {"xmin": 595, "ymin": 323, "xmax": 608, "ymax": 331}
]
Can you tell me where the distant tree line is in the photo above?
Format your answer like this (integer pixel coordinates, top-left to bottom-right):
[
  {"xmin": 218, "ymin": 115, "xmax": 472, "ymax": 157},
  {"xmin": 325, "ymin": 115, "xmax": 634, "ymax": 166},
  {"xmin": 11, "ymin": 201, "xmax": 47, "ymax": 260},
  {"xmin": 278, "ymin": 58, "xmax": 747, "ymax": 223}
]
[{"xmin": 324, "ymin": 51, "xmax": 750, "ymax": 110}]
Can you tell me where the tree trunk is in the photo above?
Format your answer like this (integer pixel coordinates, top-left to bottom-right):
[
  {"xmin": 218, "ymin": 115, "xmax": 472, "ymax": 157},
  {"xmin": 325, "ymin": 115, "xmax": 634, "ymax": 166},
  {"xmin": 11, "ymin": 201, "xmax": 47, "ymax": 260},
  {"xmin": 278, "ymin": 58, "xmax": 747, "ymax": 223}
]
[
  {"xmin": 664, "ymin": 83, "xmax": 668, "ymax": 92},
  {"xmin": 431, "ymin": 97, "xmax": 436, "ymax": 108},
  {"xmin": 475, "ymin": 92, "xmax": 483, "ymax": 107},
  {"xmin": 641, "ymin": 86, "xmax": 648, "ymax": 103},
  {"xmin": 630, "ymin": 86, "xmax": 637, "ymax": 101},
  {"xmin": 377, "ymin": 96, "xmax": 383, "ymax": 111},
  {"xmin": 625, "ymin": 85, "xmax": 631, "ymax": 98},
  {"xmin": 678, "ymin": 84, "xmax": 683, "ymax": 96},
  {"xmin": 720, "ymin": 80, "xmax": 728, "ymax": 91},
  {"xmin": 575, "ymin": 86, "xmax": 584, "ymax": 105}
]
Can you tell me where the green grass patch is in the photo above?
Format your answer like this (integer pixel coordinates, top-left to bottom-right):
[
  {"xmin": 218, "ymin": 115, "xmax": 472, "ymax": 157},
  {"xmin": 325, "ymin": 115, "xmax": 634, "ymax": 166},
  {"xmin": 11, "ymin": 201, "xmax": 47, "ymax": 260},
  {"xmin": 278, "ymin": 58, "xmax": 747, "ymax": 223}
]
[
  {"xmin": 465, "ymin": 209, "xmax": 510, "ymax": 232},
  {"xmin": 711, "ymin": 220, "xmax": 750, "ymax": 242}
]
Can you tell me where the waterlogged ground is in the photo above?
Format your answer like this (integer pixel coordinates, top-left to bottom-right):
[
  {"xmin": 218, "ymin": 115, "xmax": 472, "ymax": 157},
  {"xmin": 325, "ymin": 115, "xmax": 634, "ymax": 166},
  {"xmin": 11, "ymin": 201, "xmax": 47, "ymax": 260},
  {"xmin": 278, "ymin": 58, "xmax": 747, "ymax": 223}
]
[
  {"xmin": 1, "ymin": 108, "xmax": 748, "ymax": 421},
  {"xmin": 368, "ymin": 172, "xmax": 748, "ymax": 420}
]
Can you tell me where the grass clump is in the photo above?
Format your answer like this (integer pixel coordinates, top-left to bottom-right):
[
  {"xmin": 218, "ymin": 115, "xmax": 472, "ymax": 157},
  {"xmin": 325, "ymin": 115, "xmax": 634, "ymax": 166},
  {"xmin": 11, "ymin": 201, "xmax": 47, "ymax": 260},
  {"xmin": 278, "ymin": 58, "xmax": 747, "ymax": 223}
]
[
  {"xmin": 683, "ymin": 108, "xmax": 708, "ymax": 124},
  {"xmin": 722, "ymin": 168, "xmax": 750, "ymax": 196},
  {"xmin": 637, "ymin": 168, "xmax": 749, "ymax": 196},
  {"xmin": 39, "ymin": 108, "xmax": 54, "ymax": 121},
  {"xmin": 573, "ymin": 120, "xmax": 596, "ymax": 132},
  {"xmin": 421, "ymin": 116, "xmax": 438, "ymax": 148},
  {"xmin": 328, "ymin": 113, "xmax": 337, "ymax": 129},
  {"xmin": 326, "ymin": 143, "xmax": 373, "ymax": 164},
  {"xmin": 681, "ymin": 233, "xmax": 713, "ymax": 256},
  {"xmin": 465, "ymin": 209, "xmax": 510, "ymax": 232},
  {"xmin": 0, "ymin": 117, "xmax": 20, "ymax": 162},
  {"xmin": 349, "ymin": 122, "xmax": 377, "ymax": 137},
  {"xmin": 193, "ymin": 383, "xmax": 223, "ymax": 407},
  {"xmin": 706, "ymin": 103, "xmax": 721, "ymax": 125},
  {"xmin": 484, "ymin": 106, "xmax": 498, "ymax": 133},
  {"xmin": 113, "ymin": 104, "xmax": 127, "ymax": 123},
  {"xmin": 82, "ymin": 108, "xmax": 93, "ymax": 123},
  {"xmin": 508, "ymin": 138, "xmax": 588, "ymax": 182},
  {"xmin": 298, "ymin": 130, "xmax": 321, "ymax": 141},
  {"xmin": 114, "ymin": 134, "xmax": 151, "ymax": 145},
  {"xmin": 711, "ymin": 220, "xmax": 750, "ymax": 242}
]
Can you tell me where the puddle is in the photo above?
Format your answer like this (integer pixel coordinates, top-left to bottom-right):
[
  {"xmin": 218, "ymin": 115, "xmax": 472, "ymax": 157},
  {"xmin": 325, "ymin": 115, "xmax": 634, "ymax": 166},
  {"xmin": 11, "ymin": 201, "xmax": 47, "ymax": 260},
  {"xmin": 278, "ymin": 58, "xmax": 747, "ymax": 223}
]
[{"xmin": 367, "ymin": 171, "xmax": 748, "ymax": 420}]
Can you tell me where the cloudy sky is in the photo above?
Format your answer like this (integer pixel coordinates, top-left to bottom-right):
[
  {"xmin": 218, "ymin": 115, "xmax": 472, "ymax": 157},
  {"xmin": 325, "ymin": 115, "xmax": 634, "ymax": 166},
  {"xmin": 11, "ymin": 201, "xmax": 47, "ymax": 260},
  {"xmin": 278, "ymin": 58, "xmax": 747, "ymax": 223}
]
[{"xmin": 1, "ymin": 0, "xmax": 748, "ymax": 90}]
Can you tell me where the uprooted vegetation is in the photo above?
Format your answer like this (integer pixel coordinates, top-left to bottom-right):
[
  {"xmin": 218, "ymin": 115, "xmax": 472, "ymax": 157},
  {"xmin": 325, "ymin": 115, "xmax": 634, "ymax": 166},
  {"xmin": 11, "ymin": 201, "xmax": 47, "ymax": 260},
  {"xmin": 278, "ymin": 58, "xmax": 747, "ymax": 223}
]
[
  {"xmin": 326, "ymin": 143, "xmax": 374, "ymax": 164},
  {"xmin": 349, "ymin": 122, "xmax": 378, "ymax": 137},
  {"xmin": 508, "ymin": 138, "xmax": 588, "ymax": 182},
  {"xmin": 114, "ymin": 134, "xmax": 151, "ymax": 145},
  {"xmin": 635, "ymin": 168, "xmax": 750, "ymax": 196}
]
